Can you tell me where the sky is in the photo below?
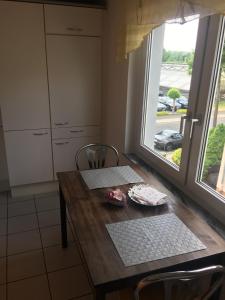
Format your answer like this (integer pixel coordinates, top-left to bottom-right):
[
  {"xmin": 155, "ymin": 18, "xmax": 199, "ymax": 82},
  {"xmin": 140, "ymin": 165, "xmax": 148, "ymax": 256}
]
[{"xmin": 163, "ymin": 19, "xmax": 199, "ymax": 52}]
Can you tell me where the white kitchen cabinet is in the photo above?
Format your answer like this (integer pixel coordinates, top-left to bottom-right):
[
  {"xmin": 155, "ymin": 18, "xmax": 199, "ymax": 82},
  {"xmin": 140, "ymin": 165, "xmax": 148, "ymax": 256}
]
[
  {"xmin": 46, "ymin": 35, "xmax": 101, "ymax": 128},
  {"xmin": 52, "ymin": 126, "xmax": 100, "ymax": 139},
  {"xmin": 4, "ymin": 130, "xmax": 53, "ymax": 186},
  {"xmin": 44, "ymin": 4, "xmax": 102, "ymax": 36},
  {"xmin": 52, "ymin": 136, "xmax": 100, "ymax": 177},
  {"xmin": 0, "ymin": 1, "xmax": 50, "ymax": 131}
]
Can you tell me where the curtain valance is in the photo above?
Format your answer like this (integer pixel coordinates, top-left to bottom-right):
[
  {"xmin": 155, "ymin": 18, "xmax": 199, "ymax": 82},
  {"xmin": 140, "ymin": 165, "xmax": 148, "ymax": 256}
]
[{"xmin": 118, "ymin": 0, "xmax": 225, "ymax": 59}]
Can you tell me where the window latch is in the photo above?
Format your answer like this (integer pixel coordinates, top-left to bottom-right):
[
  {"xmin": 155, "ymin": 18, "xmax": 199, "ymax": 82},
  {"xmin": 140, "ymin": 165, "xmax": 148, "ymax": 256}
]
[{"xmin": 190, "ymin": 117, "xmax": 201, "ymax": 139}]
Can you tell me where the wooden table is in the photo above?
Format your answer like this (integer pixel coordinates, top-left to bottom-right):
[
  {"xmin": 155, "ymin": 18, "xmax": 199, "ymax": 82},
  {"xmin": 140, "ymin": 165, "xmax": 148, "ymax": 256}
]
[{"xmin": 58, "ymin": 159, "xmax": 225, "ymax": 300}]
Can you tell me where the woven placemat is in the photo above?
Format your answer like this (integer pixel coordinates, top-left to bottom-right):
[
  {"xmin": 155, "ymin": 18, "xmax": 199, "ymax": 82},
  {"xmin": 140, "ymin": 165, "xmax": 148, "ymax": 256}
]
[
  {"xmin": 80, "ymin": 165, "xmax": 143, "ymax": 189},
  {"xmin": 106, "ymin": 213, "xmax": 206, "ymax": 267}
]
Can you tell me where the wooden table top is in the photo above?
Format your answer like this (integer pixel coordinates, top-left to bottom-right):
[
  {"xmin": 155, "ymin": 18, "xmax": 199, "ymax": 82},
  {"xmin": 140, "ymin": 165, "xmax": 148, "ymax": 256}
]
[{"xmin": 57, "ymin": 159, "xmax": 225, "ymax": 291}]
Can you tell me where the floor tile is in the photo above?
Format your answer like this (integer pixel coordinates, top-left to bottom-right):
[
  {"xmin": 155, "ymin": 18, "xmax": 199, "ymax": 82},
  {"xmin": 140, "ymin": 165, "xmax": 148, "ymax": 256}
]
[
  {"xmin": 8, "ymin": 200, "xmax": 35, "ymax": 217},
  {"xmin": 8, "ymin": 195, "xmax": 34, "ymax": 203},
  {"xmin": 0, "ymin": 284, "xmax": 6, "ymax": 300},
  {"xmin": 35, "ymin": 194, "xmax": 60, "ymax": 212},
  {"xmin": 44, "ymin": 243, "xmax": 82, "ymax": 272},
  {"xmin": 40, "ymin": 224, "xmax": 74, "ymax": 248},
  {"xmin": 48, "ymin": 265, "xmax": 91, "ymax": 300},
  {"xmin": 8, "ymin": 194, "xmax": 34, "ymax": 203},
  {"xmin": 38, "ymin": 209, "xmax": 60, "ymax": 228},
  {"xmin": 8, "ymin": 214, "xmax": 38, "ymax": 234},
  {"xmin": 8, "ymin": 250, "xmax": 45, "ymax": 282},
  {"xmin": 0, "ymin": 193, "xmax": 7, "ymax": 205},
  {"xmin": 0, "ymin": 219, "xmax": 7, "ymax": 236},
  {"xmin": 0, "ymin": 235, "xmax": 6, "ymax": 257},
  {"xmin": 8, "ymin": 275, "xmax": 51, "ymax": 300},
  {"xmin": 0, "ymin": 257, "xmax": 6, "ymax": 284},
  {"xmin": 0, "ymin": 204, "xmax": 7, "ymax": 219},
  {"xmin": 8, "ymin": 230, "xmax": 41, "ymax": 255}
]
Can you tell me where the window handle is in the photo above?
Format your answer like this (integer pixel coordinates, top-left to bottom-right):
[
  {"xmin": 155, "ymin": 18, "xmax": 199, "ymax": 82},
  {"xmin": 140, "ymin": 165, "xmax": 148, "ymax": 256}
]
[
  {"xmin": 179, "ymin": 115, "xmax": 189, "ymax": 135},
  {"xmin": 190, "ymin": 118, "xmax": 200, "ymax": 139}
]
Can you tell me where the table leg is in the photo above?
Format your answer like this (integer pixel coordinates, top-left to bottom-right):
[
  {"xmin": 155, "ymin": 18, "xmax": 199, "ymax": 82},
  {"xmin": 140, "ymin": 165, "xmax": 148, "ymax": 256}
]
[{"xmin": 59, "ymin": 185, "xmax": 68, "ymax": 248}]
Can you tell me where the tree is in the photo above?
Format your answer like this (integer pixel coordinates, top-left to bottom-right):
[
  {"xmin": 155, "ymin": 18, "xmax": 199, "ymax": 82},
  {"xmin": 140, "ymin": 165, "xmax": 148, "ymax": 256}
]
[
  {"xmin": 213, "ymin": 47, "xmax": 225, "ymax": 127},
  {"xmin": 167, "ymin": 88, "xmax": 181, "ymax": 112},
  {"xmin": 202, "ymin": 123, "xmax": 225, "ymax": 178},
  {"xmin": 162, "ymin": 49, "xmax": 192, "ymax": 64},
  {"xmin": 186, "ymin": 51, "xmax": 194, "ymax": 75}
]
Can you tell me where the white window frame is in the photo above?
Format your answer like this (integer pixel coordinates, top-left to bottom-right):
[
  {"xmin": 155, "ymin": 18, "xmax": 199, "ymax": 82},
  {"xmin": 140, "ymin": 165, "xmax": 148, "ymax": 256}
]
[{"xmin": 131, "ymin": 14, "xmax": 225, "ymax": 224}]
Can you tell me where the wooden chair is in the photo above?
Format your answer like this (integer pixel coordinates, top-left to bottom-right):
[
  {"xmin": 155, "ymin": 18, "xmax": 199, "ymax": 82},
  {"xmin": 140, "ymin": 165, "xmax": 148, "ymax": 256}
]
[
  {"xmin": 75, "ymin": 143, "xmax": 119, "ymax": 171},
  {"xmin": 132, "ymin": 265, "xmax": 225, "ymax": 300}
]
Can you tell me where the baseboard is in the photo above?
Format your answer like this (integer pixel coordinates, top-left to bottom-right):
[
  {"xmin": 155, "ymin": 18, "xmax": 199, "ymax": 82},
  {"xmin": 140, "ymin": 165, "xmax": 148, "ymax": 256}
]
[{"xmin": 11, "ymin": 181, "xmax": 59, "ymax": 198}]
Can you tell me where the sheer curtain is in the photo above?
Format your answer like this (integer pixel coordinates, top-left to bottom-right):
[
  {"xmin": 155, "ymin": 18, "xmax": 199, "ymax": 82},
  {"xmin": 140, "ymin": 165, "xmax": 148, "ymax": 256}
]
[{"xmin": 118, "ymin": 0, "xmax": 225, "ymax": 59}]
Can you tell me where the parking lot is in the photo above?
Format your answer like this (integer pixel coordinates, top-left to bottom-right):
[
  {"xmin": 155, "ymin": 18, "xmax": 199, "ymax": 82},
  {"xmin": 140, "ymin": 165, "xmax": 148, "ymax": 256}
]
[
  {"xmin": 155, "ymin": 111, "xmax": 225, "ymax": 134},
  {"xmin": 153, "ymin": 111, "xmax": 225, "ymax": 163}
]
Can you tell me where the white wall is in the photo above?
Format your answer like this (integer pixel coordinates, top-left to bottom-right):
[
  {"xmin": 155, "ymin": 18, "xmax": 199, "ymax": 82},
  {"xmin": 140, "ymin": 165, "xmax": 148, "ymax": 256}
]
[{"xmin": 102, "ymin": 0, "xmax": 129, "ymax": 153}]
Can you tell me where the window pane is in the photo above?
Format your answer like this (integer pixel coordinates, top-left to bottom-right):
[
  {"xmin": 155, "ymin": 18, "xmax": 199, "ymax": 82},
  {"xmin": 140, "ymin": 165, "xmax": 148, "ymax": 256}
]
[
  {"xmin": 142, "ymin": 19, "xmax": 199, "ymax": 168},
  {"xmin": 199, "ymin": 22, "xmax": 225, "ymax": 196}
]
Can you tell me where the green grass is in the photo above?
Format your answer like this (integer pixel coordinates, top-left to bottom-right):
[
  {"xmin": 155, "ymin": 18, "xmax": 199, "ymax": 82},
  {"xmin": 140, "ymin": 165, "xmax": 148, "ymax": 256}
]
[
  {"xmin": 218, "ymin": 100, "xmax": 225, "ymax": 111},
  {"xmin": 176, "ymin": 109, "xmax": 187, "ymax": 114},
  {"xmin": 156, "ymin": 111, "xmax": 169, "ymax": 116}
]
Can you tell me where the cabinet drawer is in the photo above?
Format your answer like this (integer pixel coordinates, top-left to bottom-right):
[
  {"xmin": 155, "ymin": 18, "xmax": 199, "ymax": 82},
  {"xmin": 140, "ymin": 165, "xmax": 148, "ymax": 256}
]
[
  {"xmin": 44, "ymin": 5, "xmax": 102, "ymax": 36},
  {"xmin": 4, "ymin": 129, "xmax": 53, "ymax": 186},
  {"xmin": 53, "ymin": 136, "xmax": 100, "ymax": 177},
  {"xmin": 52, "ymin": 126, "xmax": 100, "ymax": 139}
]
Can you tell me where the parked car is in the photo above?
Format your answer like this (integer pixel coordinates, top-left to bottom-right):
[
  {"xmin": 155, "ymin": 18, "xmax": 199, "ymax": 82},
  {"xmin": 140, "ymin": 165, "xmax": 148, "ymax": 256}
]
[
  {"xmin": 158, "ymin": 96, "xmax": 181, "ymax": 111},
  {"xmin": 157, "ymin": 102, "xmax": 167, "ymax": 112},
  {"xmin": 177, "ymin": 96, "xmax": 188, "ymax": 109},
  {"xmin": 154, "ymin": 130, "xmax": 183, "ymax": 151}
]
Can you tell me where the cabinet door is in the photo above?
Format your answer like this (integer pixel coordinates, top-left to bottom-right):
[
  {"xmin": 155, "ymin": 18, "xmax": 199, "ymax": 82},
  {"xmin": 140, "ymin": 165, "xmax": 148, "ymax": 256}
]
[
  {"xmin": 4, "ymin": 130, "xmax": 53, "ymax": 186},
  {"xmin": 0, "ymin": 2, "xmax": 50, "ymax": 130},
  {"xmin": 44, "ymin": 5, "xmax": 102, "ymax": 36},
  {"xmin": 52, "ymin": 136, "xmax": 100, "ymax": 177},
  {"xmin": 47, "ymin": 35, "xmax": 101, "ymax": 128}
]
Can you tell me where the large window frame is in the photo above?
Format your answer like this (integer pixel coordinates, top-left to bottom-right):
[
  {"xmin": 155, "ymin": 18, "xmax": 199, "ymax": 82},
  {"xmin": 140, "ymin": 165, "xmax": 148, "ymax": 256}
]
[{"xmin": 132, "ymin": 14, "xmax": 225, "ymax": 224}]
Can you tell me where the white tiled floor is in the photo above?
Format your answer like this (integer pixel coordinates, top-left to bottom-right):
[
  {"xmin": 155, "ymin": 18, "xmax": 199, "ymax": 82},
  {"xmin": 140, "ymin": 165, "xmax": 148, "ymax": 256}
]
[{"xmin": 0, "ymin": 191, "xmax": 121, "ymax": 300}]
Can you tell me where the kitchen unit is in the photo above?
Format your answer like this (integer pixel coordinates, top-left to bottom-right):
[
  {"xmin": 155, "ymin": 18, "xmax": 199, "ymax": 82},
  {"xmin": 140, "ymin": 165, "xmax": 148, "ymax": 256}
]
[{"xmin": 0, "ymin": 1, "xmax": 102, "ymax": 192}]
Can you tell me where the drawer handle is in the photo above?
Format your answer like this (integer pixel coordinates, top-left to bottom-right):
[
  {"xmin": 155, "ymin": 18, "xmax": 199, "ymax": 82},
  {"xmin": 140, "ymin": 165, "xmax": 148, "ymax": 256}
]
[
  {"xmin": 66, "ymin": 27, "xmax": 83, "ymax": 32},
  {"xmin": 55, "ymin": 122, "xmax": 69, "ymax": 126},
  {"xmin": 55, "ymin": 142, "xmax": 69, "ymax": 145},
  {"xmin": 33, "ymin": 132, "xmax": 48, "ymax": 136},
  {"xmin": 70, "ymin": 130, "xmax": 84, "ymax": 133}
]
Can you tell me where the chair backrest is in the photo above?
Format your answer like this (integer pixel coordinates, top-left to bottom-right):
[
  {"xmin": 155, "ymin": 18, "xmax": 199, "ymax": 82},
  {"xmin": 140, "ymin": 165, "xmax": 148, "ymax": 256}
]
[
  {"xmin": 134, "ymin": 265, "xmax": 225, "ymax": 300},
  {"xmin": 75, "ymin": 143, "xmax": 119, "ymax": 171}
]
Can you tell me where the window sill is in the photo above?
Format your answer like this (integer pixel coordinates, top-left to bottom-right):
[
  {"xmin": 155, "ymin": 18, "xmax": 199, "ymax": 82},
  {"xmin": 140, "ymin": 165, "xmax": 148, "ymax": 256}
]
[{"xmin": 125, "ymin": 152, "xmax": 225, "ymax": 241}]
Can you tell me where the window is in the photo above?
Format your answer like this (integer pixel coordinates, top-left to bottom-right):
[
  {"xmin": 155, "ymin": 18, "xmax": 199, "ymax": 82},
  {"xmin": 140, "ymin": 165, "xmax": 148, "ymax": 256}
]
[
  {"xmin": 197, "ymin": 18, "xmax": 225, "ymax": 197},
  {"xmin": 135, "ymin": 15, "xmax": 225, "ymax": 221},
  {"xmin": 141, "ymin": 19, "xmax": 199, "ymax": 168}
]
